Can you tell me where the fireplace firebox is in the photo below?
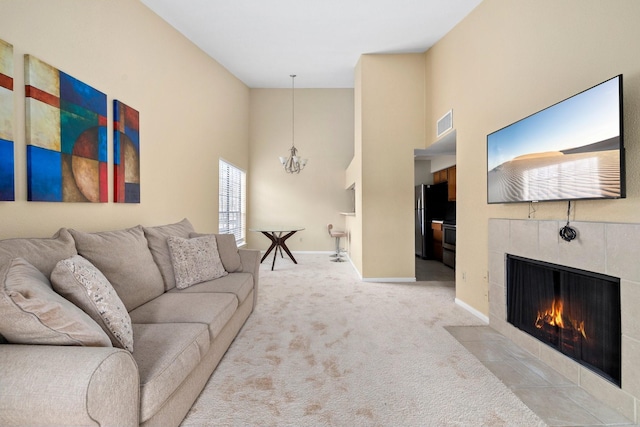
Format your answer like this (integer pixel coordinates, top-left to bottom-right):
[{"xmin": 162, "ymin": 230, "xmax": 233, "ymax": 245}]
[{"xmin": 506, "ymin": 255, "xmax": 621, "ymax": 386}]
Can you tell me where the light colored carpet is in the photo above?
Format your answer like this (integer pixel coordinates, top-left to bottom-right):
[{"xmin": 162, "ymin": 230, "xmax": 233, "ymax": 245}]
[{"xmin": 181, "ymin": 254, "xmax": 546, "ymax": 426}]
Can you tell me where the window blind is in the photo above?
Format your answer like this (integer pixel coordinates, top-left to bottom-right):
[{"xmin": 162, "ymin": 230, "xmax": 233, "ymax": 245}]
[{"xmin": 219, "ymin": 159, "xmax": 246, "ymax": 245}]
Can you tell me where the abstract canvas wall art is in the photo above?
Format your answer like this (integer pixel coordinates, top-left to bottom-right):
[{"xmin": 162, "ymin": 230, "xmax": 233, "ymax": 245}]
[
  {"xmin": 113, "ymin": 100, "xmax": 140, "ymax": 203},
  {"xmin": 25, "ymin": 55, "xmax": 107, "ymax": 202},
  {"xmin": 0, "ymin": 39, "xmax": 14, "ymax": 201}
]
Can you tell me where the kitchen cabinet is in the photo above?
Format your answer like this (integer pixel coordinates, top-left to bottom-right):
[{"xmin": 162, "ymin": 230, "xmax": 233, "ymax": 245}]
[
  {"xmin": 431, "ymin": 221, "xmax": 443, "ymax": 261},
  {"xmin": 434, "ymin": 169, "xmax": 448, "ymax": 184},
  {"xmin": 447, "ymin": 166, "xmax": 456, "ymax": 201},
  {"xmin": 433, "ymin": 165, "xmax": 456, "ymax": 201}
]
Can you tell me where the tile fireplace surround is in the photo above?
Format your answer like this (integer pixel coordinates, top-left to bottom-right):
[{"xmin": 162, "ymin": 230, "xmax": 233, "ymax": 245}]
[{"xmin": 488, "ymin": 218, "xmax": 640, "ymax": 423}]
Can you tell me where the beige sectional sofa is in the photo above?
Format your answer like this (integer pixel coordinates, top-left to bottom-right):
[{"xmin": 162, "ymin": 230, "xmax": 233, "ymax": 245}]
[{"xmin": 0, "ymin": 219, "xmax": 260, "ymax": 427}]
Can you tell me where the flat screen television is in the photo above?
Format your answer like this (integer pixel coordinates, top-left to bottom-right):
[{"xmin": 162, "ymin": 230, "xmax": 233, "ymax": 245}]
[{"xmin": 487, "ymin": 75, "xmax": 625, "ymax": 204}]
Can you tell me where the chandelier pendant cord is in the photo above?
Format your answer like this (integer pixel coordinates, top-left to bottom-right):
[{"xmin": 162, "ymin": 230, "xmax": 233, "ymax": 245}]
[
  {"xmin": 278, "ymin": 74, "xmax": 307, "ymax": 174},
  {"xmin": 291, "ymin": 74, "xmax": 295, "ymax": 149}
]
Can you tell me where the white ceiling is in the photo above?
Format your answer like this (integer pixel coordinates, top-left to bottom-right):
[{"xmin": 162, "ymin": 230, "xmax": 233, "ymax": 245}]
[{"xmin": 140, "ymin": 0, "xmax": 482, "ymax": 88}]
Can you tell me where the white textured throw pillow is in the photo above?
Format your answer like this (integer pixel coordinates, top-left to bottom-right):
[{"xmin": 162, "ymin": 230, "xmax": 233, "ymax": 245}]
[
  {"xmin": 51, "ymin": 255, "xmax": 134, "ymax": 352},
  {"xmin": 167, "ymin": 235, "xmax": 228, "ymax": 289}
]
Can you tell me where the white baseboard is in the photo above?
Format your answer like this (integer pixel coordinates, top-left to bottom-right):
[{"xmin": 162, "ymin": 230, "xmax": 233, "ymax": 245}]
[
  {"xmin": 261, "ymin": 251, "xmax": 415, "ymax": 283},
  {"xmin": 290, "ymin": 251, "xmax": 336, "ymax": 255},
  {"xmin": 455, "ymin": 298, "xmax": 489, "ymax": 324},
  {"xmin": 363, "ymin": 277, "xmax": 416, "ymax": 283},
  {"xmin": 258, "ymin": 250, "xmax": 336, "ymax": 256}
]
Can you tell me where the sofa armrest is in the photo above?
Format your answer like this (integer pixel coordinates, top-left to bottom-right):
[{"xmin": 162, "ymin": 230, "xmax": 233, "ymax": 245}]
[
  {"xmin": 239, "ymin": 248, "xmax": 260, "ymax": 309},
  {"xmin": 0, "ymin": 345, "xmax": 139, "ymax": 427}
]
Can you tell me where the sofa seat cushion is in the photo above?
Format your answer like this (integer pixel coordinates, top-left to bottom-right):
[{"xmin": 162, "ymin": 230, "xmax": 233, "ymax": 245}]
[
  {"xmin": 131, "ymin": 323, "xmax": 209, "ymax": 423},
  {"xmin": 129, "ymin": 293, "xmax": 238, "ymax": 340},
  {"xmin": 168, "ymin": 272, "xmax": 253, "ymax": 305}
]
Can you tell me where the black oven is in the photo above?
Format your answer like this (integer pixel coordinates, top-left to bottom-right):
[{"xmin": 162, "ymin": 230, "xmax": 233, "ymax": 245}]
[
  {"xmin": 443, "ymin": 224, "xmax": 456, "ymax": 250},
  {"xmin": 442, "ymin": 224, "xmax": 456, "ymax": 268}
]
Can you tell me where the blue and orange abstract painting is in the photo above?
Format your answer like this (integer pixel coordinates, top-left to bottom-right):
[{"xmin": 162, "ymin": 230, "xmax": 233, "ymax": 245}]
[
  {"xmin": 25, "ymin": 54, "xmax": 107, "ymax": 202},
  {"xmin": 113, "ymin": 100, "xmax": 140, "ymax": 203},
  {"xmin": 0, "ymin": 39, "xmax": 14, "ymax": 201}
]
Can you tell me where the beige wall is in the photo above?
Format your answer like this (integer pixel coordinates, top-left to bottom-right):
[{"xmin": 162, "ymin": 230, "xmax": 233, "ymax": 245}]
[
  {"xmin": 345, "ymin": 61, "xmax": 364, "ymax": 273},
  {"xmin": 351, "ymin": 54, "xmax": 425, "ymax": 279},
  {"xmin": 414, "ymin": 159, "xmax": 433, "ymax": 186},
  {"xmin": 247, "ymin": 88, "xmax": 354, "ymax": 251},
  {"xmin": 425, "ymin": 0, "xmax": 640, "ymax": 315},
  {"xmin": 0, "ymin": 0, "xmax": 250, "ymax": 239},
  {"xmin": 6, "ymin": 0, "xmax": 636, "ymax": 302}
]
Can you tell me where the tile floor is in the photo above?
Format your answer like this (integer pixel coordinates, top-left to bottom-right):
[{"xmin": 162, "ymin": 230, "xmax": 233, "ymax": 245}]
[
  {"xmin": 415, "ymin": 257, "xmax": 455, "ymax": 282},
  {"xmin": 447, "ymin": 325, "xmax": 638, "ymax": 426}
]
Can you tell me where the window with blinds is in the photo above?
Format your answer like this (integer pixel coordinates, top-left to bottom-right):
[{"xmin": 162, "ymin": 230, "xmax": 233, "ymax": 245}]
[{"xmin": 219, "ymin": 159, "xmax": 246, "ymax": 245}]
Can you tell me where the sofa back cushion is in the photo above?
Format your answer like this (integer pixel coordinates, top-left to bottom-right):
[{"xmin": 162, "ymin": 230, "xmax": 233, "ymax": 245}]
[
  {"xmin": 69, "ymin": 226, "xmax": 164, "ymax": 311},
  {"xmin": 0, "ymin": 228, "xmax": 77, "ymax": 278},
  {"xmin": 143, "ymin": 218, "xmax": 195, "ymax": 291}
]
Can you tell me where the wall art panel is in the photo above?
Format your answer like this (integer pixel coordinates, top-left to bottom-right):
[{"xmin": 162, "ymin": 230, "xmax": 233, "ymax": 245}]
[
  {"xmin": 113, "ymin": 100, "xmax": 140, "ymax": 203},
  {"xmin": 0, "ymin": 39, "xmax": 14, "ymax": 201},
  {"xmin": 25, "ymin": 54, "xmax": 107, "ymax": 202}
]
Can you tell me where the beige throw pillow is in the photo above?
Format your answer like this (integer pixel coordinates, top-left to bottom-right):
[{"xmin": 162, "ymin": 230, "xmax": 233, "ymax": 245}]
[
  {"xmin": 167, "ymin": 235, "xmax": 228, "ymax": 289},
  {"xmin": 51, "ymin": 255, "xmax": 134, "ymax": 352},
  {"xmin": 0, "ymin": 257, "xmax": 111, "ymax": 347}
]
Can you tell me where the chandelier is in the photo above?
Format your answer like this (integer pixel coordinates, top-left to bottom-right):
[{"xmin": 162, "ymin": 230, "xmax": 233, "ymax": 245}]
[{"xmin": 279, "ymin": 74, "xmax": 308, "ymax": 173}]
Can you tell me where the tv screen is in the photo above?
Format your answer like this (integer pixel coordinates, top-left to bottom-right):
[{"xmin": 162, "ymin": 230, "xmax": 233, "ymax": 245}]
[{"xmin": 487, "ymin": 75, "xmax": 625, "ymax": 204}]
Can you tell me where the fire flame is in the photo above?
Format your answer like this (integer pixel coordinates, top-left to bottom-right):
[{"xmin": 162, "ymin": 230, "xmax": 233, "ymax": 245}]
[{"xmin": 535, "ymin": 299, "xmax": 588, "ymax": 340}]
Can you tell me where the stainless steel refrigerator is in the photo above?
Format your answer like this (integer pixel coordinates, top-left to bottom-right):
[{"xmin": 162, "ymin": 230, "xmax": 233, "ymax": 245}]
[{"xmin": 415, "ymin": 183, "xmax": 447, "ymax": 259}]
